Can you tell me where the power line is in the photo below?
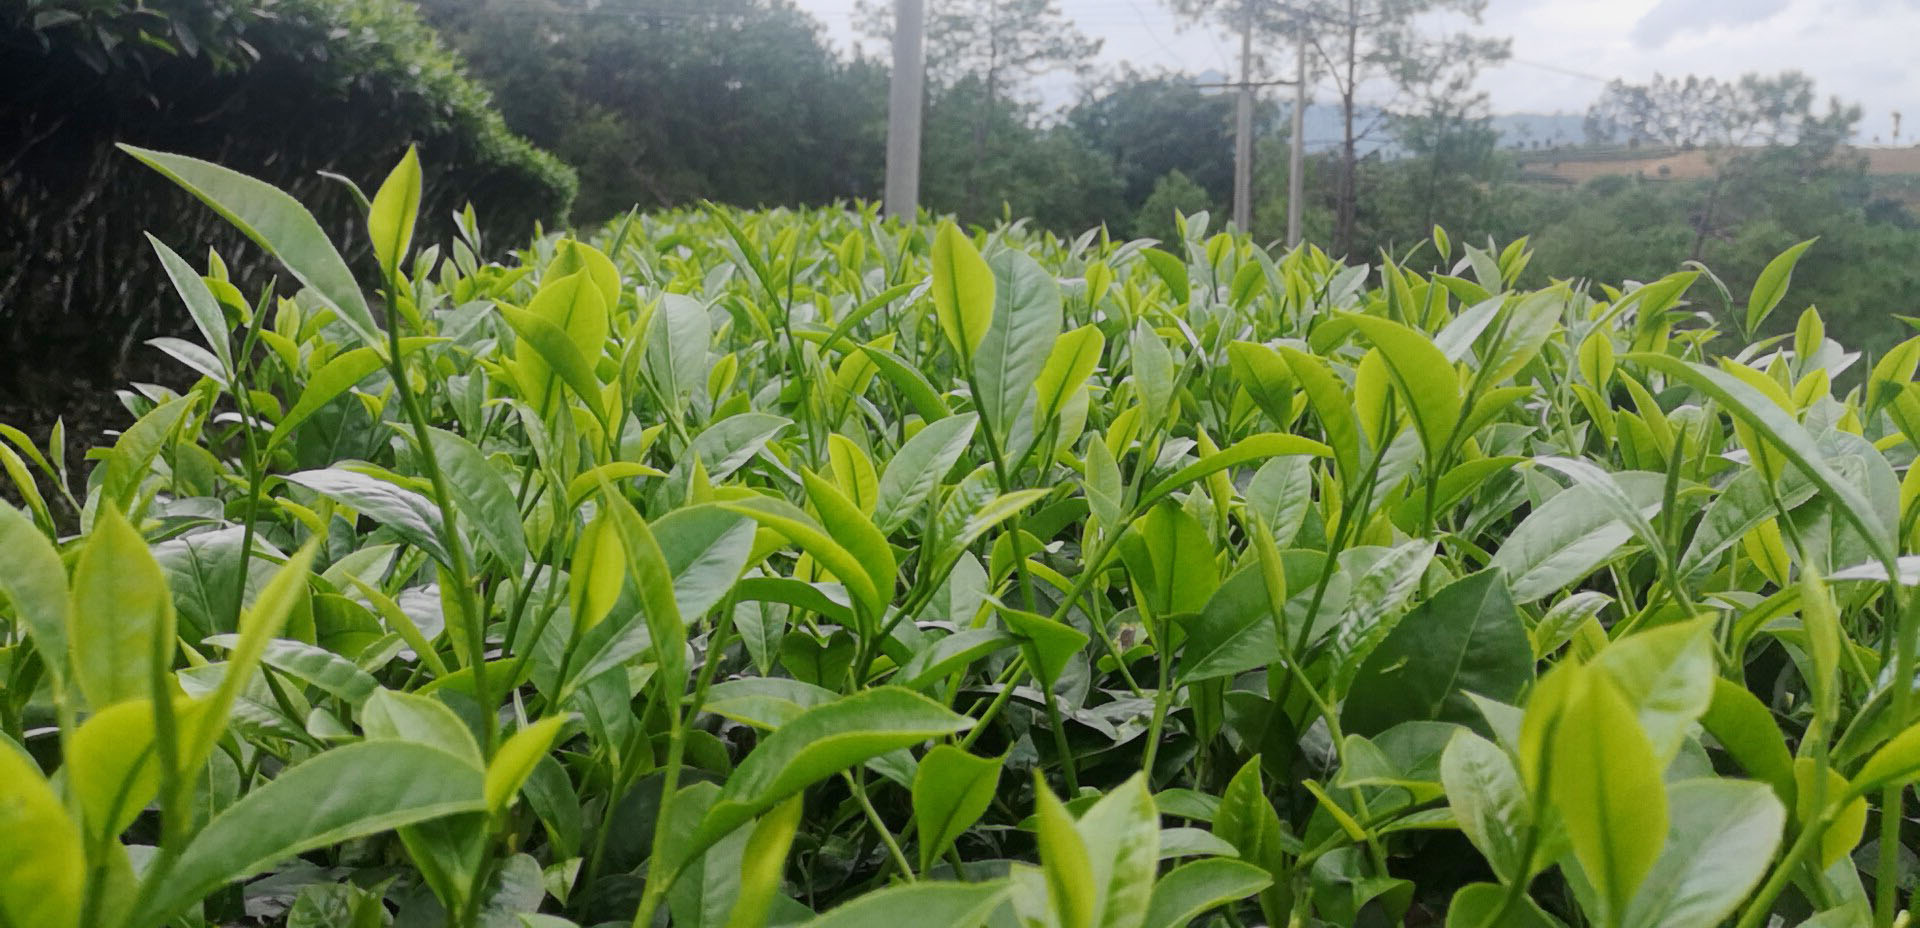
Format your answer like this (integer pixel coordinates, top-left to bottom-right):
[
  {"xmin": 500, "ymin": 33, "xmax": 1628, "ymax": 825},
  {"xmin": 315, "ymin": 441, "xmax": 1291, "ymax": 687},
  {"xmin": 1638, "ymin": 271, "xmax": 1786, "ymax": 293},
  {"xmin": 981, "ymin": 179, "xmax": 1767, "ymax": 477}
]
[
  {"xmin": 1504, "ymin": 57, "xmax": 1612, "ymax": 84},
  {"xmin": 1115, "ymin": 0, "xmax": 1191, "ymax": 66}
]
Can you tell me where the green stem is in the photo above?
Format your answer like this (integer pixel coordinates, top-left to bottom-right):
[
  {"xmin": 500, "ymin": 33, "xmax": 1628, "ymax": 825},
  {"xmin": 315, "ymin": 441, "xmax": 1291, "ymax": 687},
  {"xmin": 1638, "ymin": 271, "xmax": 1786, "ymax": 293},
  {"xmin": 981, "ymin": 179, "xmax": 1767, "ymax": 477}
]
[
  {"xmin": 845, "ymin": 770, "xmax": 915, "ymax": 882},
  {"xmin": 384, "ymin": 271, "xmax": 496, "ymax": 755},
  {"xmin": 1877, "ymin": 588, "xmax": 1920, "ymax": 925},
  {"xmin": 1039, "ymin": 672, "xmax": 1079, "ymax": 792},
  {"xmin": 1734, "ymin": 802, "xmax": 1836, "ymax": 928},
  {"xmin": 626, "ymin": 594, "xmax": 736, "ymax": 925},
  {"xmin": 629, "ymin": 717, "xmax": 686, "ymax": 928},
  {"xmin": 1474, "ymin": 828, "xmax": 1542, "ymax": 928},
  {"xmin": 958, "ymin": 659, "xmax": 1029, "ymax": 752},
  {"xmin": 1140, "ymin": 607, "xmax": 1173, "ymax": 780}
]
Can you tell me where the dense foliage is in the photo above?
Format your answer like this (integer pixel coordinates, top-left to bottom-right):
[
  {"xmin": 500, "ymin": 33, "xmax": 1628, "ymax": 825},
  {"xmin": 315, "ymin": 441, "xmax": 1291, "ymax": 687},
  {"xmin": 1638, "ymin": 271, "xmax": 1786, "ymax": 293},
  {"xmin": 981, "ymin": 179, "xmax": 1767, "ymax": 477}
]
[
  {"xmin": 417, "ymin": 0, "xmax": 1920, "ymax": 362},
  {"xmin": 417, "ymin": 0, "xmax": 884, "ymax": 223},
  {"xmin": 10, "ymin": 148, "xmax": 1920, "ymax": 928},
  {"xmin": 0, "ymin": 0, "xmax": 574, "ymax": 402}
]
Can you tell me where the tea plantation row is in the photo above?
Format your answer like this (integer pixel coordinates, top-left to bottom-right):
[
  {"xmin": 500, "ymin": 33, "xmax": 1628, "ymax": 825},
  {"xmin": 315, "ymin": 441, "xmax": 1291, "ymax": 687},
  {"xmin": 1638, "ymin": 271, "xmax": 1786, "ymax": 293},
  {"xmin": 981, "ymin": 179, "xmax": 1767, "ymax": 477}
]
[{"xmin": 2, "ymin": 148, "xmax": 1917, "ymax": 928}]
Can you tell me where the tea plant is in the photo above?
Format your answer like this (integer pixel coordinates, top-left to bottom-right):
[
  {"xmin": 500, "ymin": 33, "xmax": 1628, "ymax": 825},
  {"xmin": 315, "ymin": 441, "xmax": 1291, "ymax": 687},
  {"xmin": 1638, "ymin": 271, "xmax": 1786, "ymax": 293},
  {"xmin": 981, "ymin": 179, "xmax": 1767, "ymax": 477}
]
[{"xmin": 5, "ymin": 146, "xmax": 1920, "ymax": 928}]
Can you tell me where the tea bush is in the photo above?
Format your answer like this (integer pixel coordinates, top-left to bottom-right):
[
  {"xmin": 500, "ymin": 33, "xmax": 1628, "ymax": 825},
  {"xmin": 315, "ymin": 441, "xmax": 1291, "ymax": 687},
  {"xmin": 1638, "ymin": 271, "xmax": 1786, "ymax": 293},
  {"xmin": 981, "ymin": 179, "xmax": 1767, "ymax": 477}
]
[
  {"xmin": 4, "ymin": 148, "xmax": 1920, "ymax": 928},
  {"xmin": 1, "ymin": 0, "xmax": 575, "ymax": 394}
]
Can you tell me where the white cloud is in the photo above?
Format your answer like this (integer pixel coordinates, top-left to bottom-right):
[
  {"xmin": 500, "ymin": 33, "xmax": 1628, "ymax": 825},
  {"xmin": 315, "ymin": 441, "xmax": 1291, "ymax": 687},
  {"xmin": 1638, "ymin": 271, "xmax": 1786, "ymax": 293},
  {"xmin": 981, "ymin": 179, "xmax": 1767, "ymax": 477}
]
[{"xmin": 1628, "ymin": 0, "xmax": 1790, "ymax": 45}]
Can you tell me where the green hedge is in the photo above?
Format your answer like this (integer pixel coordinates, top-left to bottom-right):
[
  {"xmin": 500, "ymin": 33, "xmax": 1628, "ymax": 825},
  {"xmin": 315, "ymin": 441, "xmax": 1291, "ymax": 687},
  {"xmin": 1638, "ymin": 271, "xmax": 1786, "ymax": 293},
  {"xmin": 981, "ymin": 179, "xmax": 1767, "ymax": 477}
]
[{"xmin": 0, "ymin": 0, "xmax": 576, "ymax": 401}]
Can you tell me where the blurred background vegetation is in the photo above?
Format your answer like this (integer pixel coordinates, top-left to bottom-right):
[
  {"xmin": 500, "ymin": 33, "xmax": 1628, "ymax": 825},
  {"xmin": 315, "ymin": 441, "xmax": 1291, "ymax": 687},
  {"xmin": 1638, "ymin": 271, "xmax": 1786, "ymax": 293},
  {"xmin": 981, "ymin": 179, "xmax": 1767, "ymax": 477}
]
[
  {"xmin": 5, "ymin": 0, "xmax": 1919, "ymax": 423},
  {"xmin": 2, "ymin": 0, "xmax": 573, "ymax": 416}
]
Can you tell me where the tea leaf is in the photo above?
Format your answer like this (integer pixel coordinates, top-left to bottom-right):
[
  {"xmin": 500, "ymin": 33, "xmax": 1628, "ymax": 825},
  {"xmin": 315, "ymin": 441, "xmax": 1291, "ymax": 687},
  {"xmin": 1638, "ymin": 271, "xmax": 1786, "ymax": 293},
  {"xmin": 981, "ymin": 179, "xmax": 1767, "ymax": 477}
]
[
  {"xmin": 724, "ymin": 794, "xmax": 806, "ymax": 928},
  {"xmin": 487, "ymin": 716, "xmax": 572, "ymax": 813},
  {"xmin": 1549, "ymin": 670, "xmax": 1667, "ymax": 922},
  {"xmin": 0, "ymin": 740, "xmax": 83, "ymax": 928},
  {"xmin": 931, "ymin": 222, "xmax": 994, "ymax": 362},
  {"xmin": 1744, "ymin": 238, "xmax": 1816, "ymax": 335},
  {"xmin": 1632, "ymin": 353, "xmax": 1894, "ymax": 569},
  {"xmin": 1074, "ymin": 773, "xmax": 1160, "ymax": 928},
  {"xmin": 363, "ymin": 688, "xmax": 484, "ymax": 766},
  {"xmin": 1621, "ymin": 779, "xmax": 1784, "ymax": 928},
  {"xmin": 999, "ymin": 605, "xmax": 1089, "ymax": 690},
  {"xmin": 1036, "ymin": 325, "xmax": 1106, "ymax": 425},
  {"xmin": 652, "ymin": 506, "xmax": 757, "ymax": 620},
  {"xmin": 368, "ymin": 145, "xmax": 422, "ymax": 278},
  {"xmin": 71, "ymin": 502, "xmax": 173, "ymax": 709},
  {"xmin": 202, "ymin": 635, "xmax": 378, "ymax": 706},
  {"xmin": 120, "ymin": 145, "xmax": 385, "ymax": 351},
  {"xmin": 1698, "ymin": 679, "xmax": 1794, "ymax": 801},
  {"xmin": 646, "ymin": 293, "xmax": 712, "ymax": 402},
  {"xmin": 913, "ymin": 745, "xmax": 1002, "ymax": 871},
  {"xmin": 265, "ymin": 344, "xmax": 415, "ymax": 451},
  {"xmin": 148, "ymin": 235, "xmax": 233, "ymax": 375},
  {"xmin": 720, "ymin": 495, "xmax": 883, "ymax": 624},
  {"xmin": 0, "ymin": 503, "xmax": 69, "ymax": 681},
  {"xmin": 801, "ymin": 468, "xmax": 896, "ymax": 617},
  {"xmin": 1144, "ymin": 859, "xmax": 1273, "ymax": 928},
  {"xmin": 1139, "ymin": 432, "xmax": 1329, "ymax": 511},
  {"xmin": 138, "ymin": 741, "xmax": 487, "ymax": 923},
  {"xmin": 1490, "ymin": 472, "xmax": 1666, "ymax": 603},
  {"xmin": 874, "ymin": 414, "xmax": 978, "ymax": 532},
  {"xmin": 799, "ymin": 881, "xmax": 1009, "ymax": 928},
  {"xmin": 688, "ymin": 688, "xmax": 973, "ymax": 858},
  {"xmin": 895, "ymin": 629, "xmax": 1020, "ymax": 690},
  {"xmin": 1441, "ymin": 731, "xmax": 1532, "ymax": 883},
  {"xmin": 425, "ymin": 426, "xmax": 528, "ymax": 570},
  {"xmin": 1035, "ymin": 779, "xmax": 1098, "ymax": 928},
  {"xmin": 975, "ymin": 249, "xmax": 1062, "ymax": 442},
  {"xmin": 500, "ymin": 298, "xmax": 608, "ymax": 426},
  {"xmin": 180, "ymin": 541, "xmax": 320, "ymax": 774},
  {"xmin": 285, "ymin": 468, "xmax": 452, "ymax": 567},
  {"xmin": 1342, "ymin": 570, "xmax": 1531, "ymax": 736},
  {"xmin": 1345, "ymin": 313, "xmax": 1461, "ymax": 459}
]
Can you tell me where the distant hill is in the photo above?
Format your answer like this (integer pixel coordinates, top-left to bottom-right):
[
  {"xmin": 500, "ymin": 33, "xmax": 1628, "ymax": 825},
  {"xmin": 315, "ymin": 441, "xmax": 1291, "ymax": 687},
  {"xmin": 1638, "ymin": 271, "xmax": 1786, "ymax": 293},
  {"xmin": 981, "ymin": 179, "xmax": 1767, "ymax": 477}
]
[
  {"xmin": 1187, "ymin": 90, "xmax": 1911, "ymax": 170},
  {"xmin": 1217, "ymin": 98, "xmax": 1592, "ymax": 156},
  {"xmin": 1513, "ymin": 144, "xmax": 1920, "ymax": 186},
  {"xmin": 1488, "ymin": 112, "xmax": 1589, "ymax": 149}
]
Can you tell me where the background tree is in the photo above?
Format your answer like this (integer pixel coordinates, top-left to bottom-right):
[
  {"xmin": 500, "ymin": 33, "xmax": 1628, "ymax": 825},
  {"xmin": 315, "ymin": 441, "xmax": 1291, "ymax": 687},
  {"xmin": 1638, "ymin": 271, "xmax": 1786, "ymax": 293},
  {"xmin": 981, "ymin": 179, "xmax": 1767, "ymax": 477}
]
[
  {"xmin": 857, "ymin": 0, "xmax": 1100, "ymax": 213},
  {"xmin": 1132, "ymin": 169, "xmax": 1218, "ymax": 242},
  {"xmin": 1583, "ymin": 70, "xmax": 1863, "ymax": 258},
  {"xmin": 1295, "ymin": 0, "xmax": 1508, "ymax": 256},
  {"xmin": 422, "ymin": 0, "xmax": 887, "ymax": 222},
  {"xmin": 1585, "ymin": 74, "xmax": 1730, "ymax": 148},
  {"xmin": 916, "ymin": 84, "xmax": 1125, "ymax": 230},
  {"xmin": 1585, "ymin": 71, "xmax": 1857, "ymax": 151},
  {"xmin": 1160, "ymin": 0, "xmax": 1308, "ymax": 238},
  {"xmin": 1376, "ymin": 30, "xmax": 1509, "ymax": 245},
  {"xmin": 1065, "ymin": 69, "xmax": 1246, "ymax": 210}
]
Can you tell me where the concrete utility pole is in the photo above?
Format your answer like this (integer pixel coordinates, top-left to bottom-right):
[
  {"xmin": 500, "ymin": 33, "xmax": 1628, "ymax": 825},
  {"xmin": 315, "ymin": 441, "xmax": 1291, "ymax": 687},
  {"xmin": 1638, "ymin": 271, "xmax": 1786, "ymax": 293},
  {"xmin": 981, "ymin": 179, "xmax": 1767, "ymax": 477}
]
[
  {"xmin": 1209, "ymin": 2, "xmax": 1306, "ymax": 240},
  {"xmin": 1232, "ymin": 5, "xmax": 1256, "ymax": 232},
  {"xmin": 884, "ymin": 0, "xmax": 926, "ymax": 220},
  {"xmin": 1286, "ymin": 12, "xmax": 1305, "ymax": 247},
  {"xmin": 1205, "ymin": 4, "xmax": 1297, "ymax": 236}
]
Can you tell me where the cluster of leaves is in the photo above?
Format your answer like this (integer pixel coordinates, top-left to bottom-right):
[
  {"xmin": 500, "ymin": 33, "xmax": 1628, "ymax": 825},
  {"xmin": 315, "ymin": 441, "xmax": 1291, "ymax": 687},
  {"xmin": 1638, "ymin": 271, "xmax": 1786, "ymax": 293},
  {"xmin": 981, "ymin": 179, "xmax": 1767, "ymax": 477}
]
[
  {"xmin": 0, "ymin": 0, "xmax": 575, "ymax": 393},
  {"xmin": 11, "ymin": 147, "xmax": 1920, "ymax": 928}
]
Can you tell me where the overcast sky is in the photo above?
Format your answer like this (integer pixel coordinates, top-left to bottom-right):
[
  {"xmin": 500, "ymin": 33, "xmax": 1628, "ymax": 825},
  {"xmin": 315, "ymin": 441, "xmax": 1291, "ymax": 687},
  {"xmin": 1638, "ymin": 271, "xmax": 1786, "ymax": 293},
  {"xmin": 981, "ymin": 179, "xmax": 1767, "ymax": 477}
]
[{"xmin": 794, "ymin": 0, "xmax": 1916, "ymax": 143}]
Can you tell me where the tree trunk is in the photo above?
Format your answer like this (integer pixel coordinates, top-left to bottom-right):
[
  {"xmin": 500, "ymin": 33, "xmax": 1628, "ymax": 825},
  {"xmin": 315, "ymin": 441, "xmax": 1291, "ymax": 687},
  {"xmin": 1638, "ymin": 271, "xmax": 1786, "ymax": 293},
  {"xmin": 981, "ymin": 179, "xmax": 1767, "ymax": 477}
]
[
  {"xmin": 964, "ymin": 0, "xmax": 1000, "ymax": 218},
  {"xmin": 1690, "ymin": 158, "xmax": 1725, "ymax": 262},
  {"xmin": 1334, "ymin": 0, "xmax": 1359, "ymax": 257}
]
